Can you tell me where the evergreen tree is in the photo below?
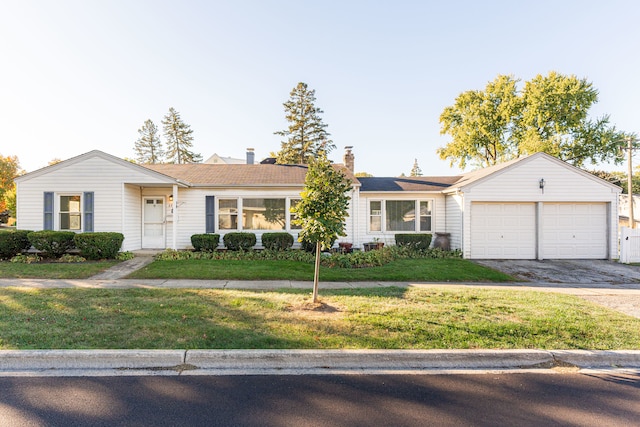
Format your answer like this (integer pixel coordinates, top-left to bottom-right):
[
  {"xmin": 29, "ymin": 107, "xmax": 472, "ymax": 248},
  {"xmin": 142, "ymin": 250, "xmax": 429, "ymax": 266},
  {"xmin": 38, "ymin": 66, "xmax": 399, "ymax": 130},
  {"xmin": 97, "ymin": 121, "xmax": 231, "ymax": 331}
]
[
  {"xmin": 275, "ymin": 82, "xmax": 335, "ymax": 164},
  {"xmin": 410, "ymin": 159, "xmax": 423, "ymax": 176},
  {"xmin": 134, "ymin": 119, "xmax": 164, "ymax": 164},
  {"xmin": 162, "ymin": 108, "xmax": 202, "ymax": 164}
]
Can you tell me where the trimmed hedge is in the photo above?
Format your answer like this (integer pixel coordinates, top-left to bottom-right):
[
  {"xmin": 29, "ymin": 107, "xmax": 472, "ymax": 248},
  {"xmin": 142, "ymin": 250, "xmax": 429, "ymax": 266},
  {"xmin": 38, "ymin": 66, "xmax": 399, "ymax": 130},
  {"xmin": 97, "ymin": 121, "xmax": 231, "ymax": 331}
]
[
  {"xmin": 28, "ymin": 231, "xmax": 76, "ymax": 258},
  {"xmin": 191, "ymin": 234, "xmax": 220, "ymax": 251},
  {"xmin": 0, "ymin": 229, "xmax": 32, "ymax": 259},
  {"xmin": 395, "ymin": 233, "xmax": 432, "ymax": 250},
  {"xmin": 74, "ymin": 232, "xmax": 124, "ymax": 260},
  {"xmin": 223, "ymin": 232, "xmax": 256, "ymax": 251},
  {"xmin": 261, "ymin": 232, "xmax": 294, "ymax": 251}
]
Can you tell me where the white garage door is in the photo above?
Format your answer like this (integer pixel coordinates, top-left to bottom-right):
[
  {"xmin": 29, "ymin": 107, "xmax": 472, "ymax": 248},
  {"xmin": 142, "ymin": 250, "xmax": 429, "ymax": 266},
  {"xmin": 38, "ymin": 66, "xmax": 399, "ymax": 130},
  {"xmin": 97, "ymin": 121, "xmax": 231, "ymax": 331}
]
[
  {"xmin": 542, "ymin": 203, "xmax": 607, "ymax": 259},
  {"xmin": 470, "ymin": 203, "xmax": 536, "ymax": 259}
]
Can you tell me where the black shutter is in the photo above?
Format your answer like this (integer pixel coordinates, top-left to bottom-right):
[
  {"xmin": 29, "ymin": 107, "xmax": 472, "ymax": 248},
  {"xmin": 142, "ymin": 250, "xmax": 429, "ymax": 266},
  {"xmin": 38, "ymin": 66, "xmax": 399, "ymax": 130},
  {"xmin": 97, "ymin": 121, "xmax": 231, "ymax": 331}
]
[
  {"xmin": 205, "ymin": 196, "xmax": 215, "ymax": 233},
  {"xmin": 84, "ymin": 192, "xmax": 94, "ymax": 232},
  {"xmin": 43, "ymin": 192, "xmax": 54, "ymax": 230}
]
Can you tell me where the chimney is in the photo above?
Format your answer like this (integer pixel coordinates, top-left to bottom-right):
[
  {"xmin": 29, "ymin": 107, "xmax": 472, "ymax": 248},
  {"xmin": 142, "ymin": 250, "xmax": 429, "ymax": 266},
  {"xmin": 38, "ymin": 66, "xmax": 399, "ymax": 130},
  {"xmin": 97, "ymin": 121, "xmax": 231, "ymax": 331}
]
[
  {"xmin": 343, "ymin": 146, "xmax": 354, "ymax": 173},
  {"xmin": 246, "ymin": 148, "xmax": 255, "ymax": 165}
]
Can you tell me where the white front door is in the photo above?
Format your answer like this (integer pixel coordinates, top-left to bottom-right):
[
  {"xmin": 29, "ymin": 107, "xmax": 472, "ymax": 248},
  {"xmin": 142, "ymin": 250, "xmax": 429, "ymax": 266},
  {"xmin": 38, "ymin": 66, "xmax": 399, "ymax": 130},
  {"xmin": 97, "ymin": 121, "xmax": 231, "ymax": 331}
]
[{"xmin": 142, "ymin": 197, "xmax": 165, "ymax": 248}]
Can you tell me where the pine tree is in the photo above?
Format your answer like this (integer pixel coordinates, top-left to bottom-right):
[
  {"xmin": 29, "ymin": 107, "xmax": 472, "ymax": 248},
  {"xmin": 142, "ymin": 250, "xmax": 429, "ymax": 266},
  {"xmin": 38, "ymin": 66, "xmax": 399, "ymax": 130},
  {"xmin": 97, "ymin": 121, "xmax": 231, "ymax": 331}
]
[
  {"xmin": 275, "ymin": 82, "xmax": 335, "ymax": 164},
  {"xmin": 134, "ymin": 119, "xmax": 164, "ymax": 164},
  {"xmin": 410, "ymin": 159, "xmax": 423, "ymax": 177},
  {"xmin": 162, "ymin": 108, "xmax": 202, "ymax": 164}
]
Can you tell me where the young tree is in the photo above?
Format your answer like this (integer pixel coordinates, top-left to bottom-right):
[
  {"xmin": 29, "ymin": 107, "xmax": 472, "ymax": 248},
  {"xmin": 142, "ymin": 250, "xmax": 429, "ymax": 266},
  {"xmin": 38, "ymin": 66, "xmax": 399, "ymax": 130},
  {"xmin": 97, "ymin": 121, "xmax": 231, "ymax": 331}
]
[
  {"xmin": 410, "ymin": 159, "xmax": 423, "ymax": 176},
  {"xmin": 275, "ymin": 82, "xmax": 335, "ymax": 164},
  {"xmin": 134, "ymin": 119, "xmax": 164, "ymax": 164},
  {"xmin": 438, "ymin": 72, "xmax": 631, "ymax": 169},
  {"xmin": 291, "ymin": 154, "xmax": 352, "ymax": 302},
  {"xmin": 162, "ymin": 108, "xmax": 202, "ymax": 164}
]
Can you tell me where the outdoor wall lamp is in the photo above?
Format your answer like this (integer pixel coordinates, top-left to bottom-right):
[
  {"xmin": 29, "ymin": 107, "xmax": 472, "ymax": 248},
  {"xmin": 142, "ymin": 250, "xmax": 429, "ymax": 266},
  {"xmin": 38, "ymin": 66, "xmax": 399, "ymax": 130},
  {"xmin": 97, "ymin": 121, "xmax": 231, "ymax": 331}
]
[
  {"xmin": 168, "ymin": 195, "xmax": 173, "ymax": 202},
  {"xmin": 539, "ymin": 178, "xmax": 545, "ymax": 193}
]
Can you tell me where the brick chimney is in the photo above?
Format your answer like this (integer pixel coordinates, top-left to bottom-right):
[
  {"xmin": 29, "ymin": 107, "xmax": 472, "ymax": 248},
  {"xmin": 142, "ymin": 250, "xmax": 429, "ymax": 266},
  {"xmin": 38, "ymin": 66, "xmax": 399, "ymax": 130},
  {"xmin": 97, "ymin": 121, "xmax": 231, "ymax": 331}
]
[
  {"xmin": 343, "ymin": 146, "xmax": 354, "ymax": 173},
  {"xmin": 246, "ymin": 148, "xmax": 255, "ymax": 165}
]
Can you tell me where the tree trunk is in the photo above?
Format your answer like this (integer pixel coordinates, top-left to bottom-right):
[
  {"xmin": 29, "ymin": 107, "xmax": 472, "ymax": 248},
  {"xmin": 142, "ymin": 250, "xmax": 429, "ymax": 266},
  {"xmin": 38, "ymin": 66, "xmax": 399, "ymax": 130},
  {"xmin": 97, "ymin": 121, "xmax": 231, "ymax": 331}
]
[{"xmin": 313, "ymin": 241, "xmax": 321, "ymax": 303}]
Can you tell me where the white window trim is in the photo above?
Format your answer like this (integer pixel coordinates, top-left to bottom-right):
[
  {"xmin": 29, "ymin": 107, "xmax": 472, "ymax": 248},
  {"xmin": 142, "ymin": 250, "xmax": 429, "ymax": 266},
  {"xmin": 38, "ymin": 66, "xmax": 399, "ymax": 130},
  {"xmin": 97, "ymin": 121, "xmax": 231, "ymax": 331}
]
[
  {"xmin": 57, "ymin": 193, "xmax": 83, "ymax": 232},
  {"xmin": 217, "ymin": 197, "xmax": 302, "ymax": 232},
  {"xmin": 368, "ymin": 198, "xmax": 435, "ymax": 233}
]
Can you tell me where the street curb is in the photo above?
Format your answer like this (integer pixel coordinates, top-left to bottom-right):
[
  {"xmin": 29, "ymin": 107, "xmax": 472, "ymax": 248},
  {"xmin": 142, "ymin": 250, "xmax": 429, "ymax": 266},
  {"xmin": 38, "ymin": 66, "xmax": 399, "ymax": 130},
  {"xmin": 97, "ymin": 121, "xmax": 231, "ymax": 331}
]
[
  {"xmin": 2, "ymin": 349, "xmax": 640, "ymax": 373},
  {"xmin": 551, "ymin": 350, "xmax": 640, "ymax": 369},
  {"xmin": 184, "ymin": 349, "xmax": 554, "ymax": 370},
  {"xmin": 0, "ymin": 350, "xmax": 185, "ymax": 370}
]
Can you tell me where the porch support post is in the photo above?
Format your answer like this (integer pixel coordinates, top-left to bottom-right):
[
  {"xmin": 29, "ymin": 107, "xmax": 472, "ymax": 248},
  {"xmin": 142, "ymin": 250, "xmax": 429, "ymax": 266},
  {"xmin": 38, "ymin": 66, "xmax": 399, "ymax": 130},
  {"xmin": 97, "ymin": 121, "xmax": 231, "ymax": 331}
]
[{"xmin": 172, "ymin": 184, "xmax": 178, "ymax": 250}]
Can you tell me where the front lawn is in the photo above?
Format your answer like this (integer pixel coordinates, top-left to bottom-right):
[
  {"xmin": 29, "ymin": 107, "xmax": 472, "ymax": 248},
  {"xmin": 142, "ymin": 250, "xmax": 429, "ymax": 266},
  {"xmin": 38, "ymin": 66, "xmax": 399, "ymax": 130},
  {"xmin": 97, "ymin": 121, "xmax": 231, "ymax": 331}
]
[
  {"xmin": 127, "ymin": 258, "xmax": 514, "ymax": 282},
  {"xmin": 1, "ymin": 287, "xmax": 638, "ymax": 350},
  {"xmin": 0, "ymin": 260, "xmax": 120, "ymax": 279}
]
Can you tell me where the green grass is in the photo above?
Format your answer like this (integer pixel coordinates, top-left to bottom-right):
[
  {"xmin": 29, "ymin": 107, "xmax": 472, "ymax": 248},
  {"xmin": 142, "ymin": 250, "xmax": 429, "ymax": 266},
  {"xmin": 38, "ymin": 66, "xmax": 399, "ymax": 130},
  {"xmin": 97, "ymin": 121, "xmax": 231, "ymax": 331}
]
[
  {"xmin": 1, "ymin": 287, "xmax": 639, "ymax": 350},
  {"xmin": 0, "ymin": 260, "xmax": 120, "ymax": 279},
  {"xmin": 128, "ymin": 258, "xmax": 513, "ymax": 282}
]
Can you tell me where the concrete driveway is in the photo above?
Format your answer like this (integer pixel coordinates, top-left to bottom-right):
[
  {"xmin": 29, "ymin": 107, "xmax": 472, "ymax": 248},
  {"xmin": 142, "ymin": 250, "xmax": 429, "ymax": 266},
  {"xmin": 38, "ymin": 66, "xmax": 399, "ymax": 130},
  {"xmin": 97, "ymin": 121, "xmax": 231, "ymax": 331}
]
[{"xmin": 474, "ymin": 259, "xmax": 640, "ymax": 284}]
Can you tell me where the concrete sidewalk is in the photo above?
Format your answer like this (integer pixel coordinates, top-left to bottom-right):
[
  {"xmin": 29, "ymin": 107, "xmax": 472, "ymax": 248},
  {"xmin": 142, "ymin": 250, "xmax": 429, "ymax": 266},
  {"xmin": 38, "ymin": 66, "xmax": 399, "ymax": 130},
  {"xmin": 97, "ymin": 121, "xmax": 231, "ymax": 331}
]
[{"xmin": 2, "ymin": 349, "xmax": 640, "ymax": 377}]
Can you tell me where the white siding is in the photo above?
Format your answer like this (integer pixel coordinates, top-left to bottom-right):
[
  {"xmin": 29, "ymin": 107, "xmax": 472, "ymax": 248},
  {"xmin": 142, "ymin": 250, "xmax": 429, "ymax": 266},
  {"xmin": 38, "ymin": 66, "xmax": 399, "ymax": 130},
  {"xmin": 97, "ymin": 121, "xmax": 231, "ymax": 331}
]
[
  {"xmin": 460, "ymin": 156, "xmax": 619, "ymax": 259},
  {"xmin": 445, "ymin": 194, "xmax": 463, "ymax": 250},
  {"xmin": 16, "ymin": 154, "xmax": 175, "ymax": 251},
  {"xmin": 123, "ymin": 184, "xmax": 142, "ymax": 251},
  {"xmin": 355, "ymin": 193, "xmax": 446, "ymax": 249}
]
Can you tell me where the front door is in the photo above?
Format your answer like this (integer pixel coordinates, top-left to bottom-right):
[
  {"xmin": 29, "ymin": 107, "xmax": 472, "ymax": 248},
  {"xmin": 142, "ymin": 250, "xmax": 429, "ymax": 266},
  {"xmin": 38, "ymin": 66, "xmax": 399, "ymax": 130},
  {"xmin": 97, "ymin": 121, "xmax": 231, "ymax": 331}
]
[{"xmin": 142, "ymin": 197, "xmax": 165, "ymax": 248}]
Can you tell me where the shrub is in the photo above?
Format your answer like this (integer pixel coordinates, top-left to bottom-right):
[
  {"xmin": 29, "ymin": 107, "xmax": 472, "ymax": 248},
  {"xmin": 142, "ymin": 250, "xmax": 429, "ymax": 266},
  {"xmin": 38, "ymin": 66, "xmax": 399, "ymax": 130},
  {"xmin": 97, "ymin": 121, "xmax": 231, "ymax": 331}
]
[
  {"xmin": 74, "ymin": 232, "xmax": 124, "ymax": 260},
  {"xmin": 191, "ymin": 234, "xmax": 220, "ymax": 251},
  {"xmin": 10, "ymin": 253, "xmax": 41, "ymax": 264},
  {"xmin": 261, "ymin": 232, "xmax": 294, "ymax": 251},
  {"xmin": 28, "ymin": 231, "xmax": 76, "ymax": 258},
  {"xmin": 117, "ymin": 251, "xmax": 135, "ymax": 261},
  {"xmin": 57, "ymin": 254, "xmax": 87, "ymax": 263},
  {"xmin": 223, "ymin": 232, "xmax": 256, "ymax": 251},
  {"xmin": 395, "ymin": 233, "xmax": 432, "ymax": 251},
  {"xmin": 0, "ymin": 229, "xmax": 32, "ymax": 259}
]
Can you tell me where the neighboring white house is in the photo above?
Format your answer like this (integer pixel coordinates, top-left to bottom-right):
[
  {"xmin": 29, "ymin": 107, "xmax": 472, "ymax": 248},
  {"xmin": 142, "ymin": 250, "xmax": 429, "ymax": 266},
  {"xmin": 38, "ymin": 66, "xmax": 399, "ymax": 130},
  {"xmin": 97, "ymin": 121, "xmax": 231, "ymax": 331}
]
[{"xmin": 15, "ymin": 149, "xmax": 621, "ymax": 259}]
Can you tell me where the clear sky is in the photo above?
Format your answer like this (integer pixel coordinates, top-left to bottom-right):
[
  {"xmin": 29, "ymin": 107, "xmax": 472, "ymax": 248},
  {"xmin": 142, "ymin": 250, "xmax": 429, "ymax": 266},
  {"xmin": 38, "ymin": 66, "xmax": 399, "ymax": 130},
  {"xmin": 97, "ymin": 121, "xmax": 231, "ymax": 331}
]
[{"xmin": 2, "ymin": 0, "xmax": 639, "ymax": 176}]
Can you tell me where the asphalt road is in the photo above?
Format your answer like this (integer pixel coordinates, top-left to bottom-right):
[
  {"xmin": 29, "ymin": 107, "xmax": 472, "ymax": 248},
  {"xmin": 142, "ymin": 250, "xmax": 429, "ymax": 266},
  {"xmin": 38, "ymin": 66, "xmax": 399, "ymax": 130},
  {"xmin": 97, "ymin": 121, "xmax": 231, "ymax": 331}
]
[{"xmin": 1, "ymin": 372, "xmax": 639, "ymax": 426}]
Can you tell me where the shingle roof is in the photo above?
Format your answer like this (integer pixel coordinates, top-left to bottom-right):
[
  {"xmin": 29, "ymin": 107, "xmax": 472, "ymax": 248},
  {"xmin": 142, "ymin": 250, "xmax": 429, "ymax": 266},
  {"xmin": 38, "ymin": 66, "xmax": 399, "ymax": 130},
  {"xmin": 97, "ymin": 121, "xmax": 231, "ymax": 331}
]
[
  {"xmin": 358, "ymin": 176, "xmax": 462, "ymax": 192},
  {"xmin": 143, "ymin": 163, "xmax": 359, "ymax": 186}
]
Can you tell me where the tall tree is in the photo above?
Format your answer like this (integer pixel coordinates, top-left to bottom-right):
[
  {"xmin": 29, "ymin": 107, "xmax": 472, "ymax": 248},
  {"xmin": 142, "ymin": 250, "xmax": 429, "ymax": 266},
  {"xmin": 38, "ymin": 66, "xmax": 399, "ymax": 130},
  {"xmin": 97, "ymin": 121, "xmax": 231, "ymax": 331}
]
[
  {"xmin": 291, "ymin": 154, "xmax": 352, "ymax": 303},
  {"xmin": 134, "ymin": 119, "xmax": 164, "ymax": 164},
  {"xmin": 410, "ymin": 159, "xmax": 423, "ymax": 177},
  {"xmin": 275, "ymin": 82, "xmax": 335, "ymax": 164},
  {"xmin": 0, "ymin": 155, "xmax": 20, "ymax": 212},
  {"xmin": 438, "ymin": 72, "xmax": 631, "ymax": 169},
  {"xmin": 162, "ymin": 108, "xmax": 201, "ymax": 164}
]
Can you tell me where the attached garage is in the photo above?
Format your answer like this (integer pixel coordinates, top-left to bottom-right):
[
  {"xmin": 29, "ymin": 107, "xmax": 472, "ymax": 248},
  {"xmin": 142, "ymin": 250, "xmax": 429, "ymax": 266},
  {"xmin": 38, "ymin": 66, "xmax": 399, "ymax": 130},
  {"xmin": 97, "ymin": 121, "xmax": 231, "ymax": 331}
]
[
  {"xmin": 470, "ymin": 203, "xmax": 536, "ymax": 259},
  {"xmin": 541, "ymin": 203, "xmax": 607, "ymax": 259},
  {"xmin": 446, "ymin": 153, "xmax": 620, "ymax": 260}
]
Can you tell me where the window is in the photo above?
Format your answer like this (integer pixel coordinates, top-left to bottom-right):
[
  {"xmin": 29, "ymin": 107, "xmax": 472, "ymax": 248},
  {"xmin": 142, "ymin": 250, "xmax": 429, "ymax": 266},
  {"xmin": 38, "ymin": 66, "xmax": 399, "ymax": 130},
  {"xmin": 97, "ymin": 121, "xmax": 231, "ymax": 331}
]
[
  {"xmin": 370, "ymin": 201, "xmax": 382, "ymax": 231},
  {"xmin": 218, "ymin": 199, "xmax": 238, "ymax": 230},
  {"xmin": 290, "ymin": 198, "xmax": 302, "ymax": 230},
  {"xmin": 243, "ymin": 198, "xmax": 285, "ymax": 230},
  {"xmin": 369, "ymin": 199, "xmax": 433, "ymax": 233},
  {"xmin": 386, "ymin": 200, "xmax": 415, "ymax": 231},
  {"xmin": 60, "ymin": 195, "xmax": 81, "ymax": 230},
  {"xmin": 419, "ymin": 201, "xmax": 432, "ymax": 231},
  {"xmin": 216, "ymin": 197, "xmax": 301, "ymax": 231}
]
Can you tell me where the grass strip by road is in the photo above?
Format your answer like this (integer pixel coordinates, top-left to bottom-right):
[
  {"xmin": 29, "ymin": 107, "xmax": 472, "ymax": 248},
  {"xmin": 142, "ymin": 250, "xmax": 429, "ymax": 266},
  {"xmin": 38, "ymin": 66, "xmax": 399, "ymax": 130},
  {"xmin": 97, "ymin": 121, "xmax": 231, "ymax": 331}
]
[
  {"xmin": 127, "ymin": 258, "xmax": 513, "ymax": 282},
  {"xmin": 0, "ymin": 260, "xmax": 120, "ymax": 279},
  {"xmin": 1, "ymin": 287, "xmax": 639, "ymax": 350}
]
